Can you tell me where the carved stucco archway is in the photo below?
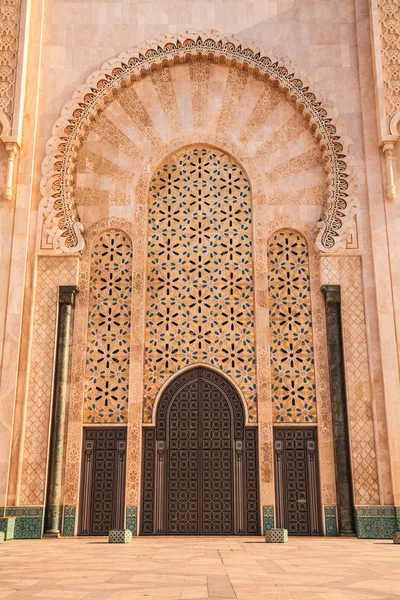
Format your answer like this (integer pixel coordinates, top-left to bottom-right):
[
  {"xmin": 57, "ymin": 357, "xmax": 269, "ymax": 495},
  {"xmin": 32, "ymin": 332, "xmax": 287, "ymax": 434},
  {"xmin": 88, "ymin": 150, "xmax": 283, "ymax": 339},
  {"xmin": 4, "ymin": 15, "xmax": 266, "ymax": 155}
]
[{"xmin": 39, "ymin": 29, "xmax": 358, "ymax": 254}]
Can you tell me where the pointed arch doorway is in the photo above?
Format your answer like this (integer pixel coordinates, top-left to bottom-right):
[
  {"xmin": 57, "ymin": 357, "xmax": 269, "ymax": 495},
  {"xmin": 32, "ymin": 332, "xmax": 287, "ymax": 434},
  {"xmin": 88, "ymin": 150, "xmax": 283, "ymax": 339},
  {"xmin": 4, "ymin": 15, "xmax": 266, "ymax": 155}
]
[{"xmin": 141, "ymin": 367, "xmax": 260, "ymax": 535}]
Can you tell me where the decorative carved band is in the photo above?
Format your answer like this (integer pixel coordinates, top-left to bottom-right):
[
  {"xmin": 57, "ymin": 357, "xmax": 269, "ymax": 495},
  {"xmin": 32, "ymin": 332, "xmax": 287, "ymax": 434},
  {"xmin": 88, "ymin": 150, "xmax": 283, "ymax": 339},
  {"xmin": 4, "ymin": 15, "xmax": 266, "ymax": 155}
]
[
  {"xmin": 40, "ymin": 30, "xmax": 356, "ymax": 254},
  {"xmin": 0, "ymin": 0, "xmax": 21, "ymax": 124},
  {"xmin": 377, "ymin": 0, "xmax": 400, "ymax": 124}
]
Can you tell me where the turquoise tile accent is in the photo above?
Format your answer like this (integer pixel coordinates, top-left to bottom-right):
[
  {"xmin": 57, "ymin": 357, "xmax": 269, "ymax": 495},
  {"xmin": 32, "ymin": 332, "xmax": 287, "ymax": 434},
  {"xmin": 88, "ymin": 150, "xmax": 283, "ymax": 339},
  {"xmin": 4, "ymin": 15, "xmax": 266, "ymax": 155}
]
[
  {"xmin": 324, "ymin": 506, "xmax": 337, "ymax": 537},
  {"xmin": 62, "ymin": 506, "xmax": 76, "ymax": 536},
  {"xmin": 262, "ymin": 506, "xmax": 274, "ymax": 534},
  {"xmin": 396, "ymin": 506, "xmax": 400, "ymax": 531},
  {"xmin": 0, "ymin": 517, "xmax": 15, "ymax": 540},
  {"xmin": 6, "ymin": 507, "xmax": 44, "ymax": 539},
  {"xmin": 126, "ymin": 506, "xmax": 137, "ymax": 536},
  {"xmin": 355, "ymin": 506, "xmax": 397, "ymax": 539}
]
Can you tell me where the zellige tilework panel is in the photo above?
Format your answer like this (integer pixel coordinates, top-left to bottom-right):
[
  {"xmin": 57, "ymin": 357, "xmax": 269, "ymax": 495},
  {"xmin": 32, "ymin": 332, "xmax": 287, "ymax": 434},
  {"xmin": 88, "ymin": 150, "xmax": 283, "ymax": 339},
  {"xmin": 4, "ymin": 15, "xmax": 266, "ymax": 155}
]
[
  {"xmin": 268, "ymin": 230, "xmax": 317, "ymax": 423},
  {"xmin": 84, "ymin": 230, "xmax": 133, "ymax": 423},
  {"xmin": 144, "ymin": 145, "xmax": 256, "ymax": 423}
]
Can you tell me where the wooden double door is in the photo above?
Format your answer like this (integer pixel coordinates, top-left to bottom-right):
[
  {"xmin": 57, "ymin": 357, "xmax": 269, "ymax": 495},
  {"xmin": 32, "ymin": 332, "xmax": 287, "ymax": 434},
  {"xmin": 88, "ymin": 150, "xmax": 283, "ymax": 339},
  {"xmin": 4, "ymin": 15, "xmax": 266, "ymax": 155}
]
[
  {"xmin": 141, "ymin": 367, "xmax": 259, "ymax": 535},
  {"xmin": 79, "ymin": 428, "xmax": 126, "ymax": 535},
  {"xmin": 274, "ymin": 428, "xmax": 321, "ymax": 535}
]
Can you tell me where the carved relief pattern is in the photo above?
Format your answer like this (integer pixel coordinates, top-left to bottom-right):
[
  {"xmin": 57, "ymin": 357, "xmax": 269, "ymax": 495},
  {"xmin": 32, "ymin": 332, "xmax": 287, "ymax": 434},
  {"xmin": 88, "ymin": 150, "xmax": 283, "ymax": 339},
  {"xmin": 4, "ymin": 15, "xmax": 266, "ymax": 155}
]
[
  {"xmin": 150, "ymin": 68, "xmax": 181, "ymax": 135},
  {"xmin": 378, "ymin": 0, "xmax": 400, "ymax": 119},
  {"xmin": 20, "ymin": 257, "xmax": 78, "ymax": 505},
  {"xmin": 321, "ymin": 256, "xmax": 380, "ymax": 504},
  {"xmin": 91, "ymin": 114, "xmax": 143, "ymax": 162},
  {"xmin": 217, "ymin": 65, "xmax": 249, "ymax": 133},
  {"xmin": 0, "ymin": 0, "xmax": 21, "ymax": 121},
  {"xmin": 189, "ymin": 60, "xmax": 210, "ymax": 129},
  {"xmin": 77, "ymin": 149, "xmax": 134, "ymax": 183},
  {"xmin": 75, "ymin": 187, "xmax": 130, "ymax": 207},
  {"xmin": 268, "ymin": 230, "xmax": 317, "ymax": 423},
  {"xmin": 265, "ymin": 147, "xmax": 322, "ymax": 183},
  {"xmin": 84, "ymin": 230, "xmax": 132, "ymax": 423},
  {"xmin": 39, "ymin": 31, "xmax": 355, "ymax": 254},
  {"xmin": 144, "ymin": 145, "xmax": 256, "ymax": 423}
]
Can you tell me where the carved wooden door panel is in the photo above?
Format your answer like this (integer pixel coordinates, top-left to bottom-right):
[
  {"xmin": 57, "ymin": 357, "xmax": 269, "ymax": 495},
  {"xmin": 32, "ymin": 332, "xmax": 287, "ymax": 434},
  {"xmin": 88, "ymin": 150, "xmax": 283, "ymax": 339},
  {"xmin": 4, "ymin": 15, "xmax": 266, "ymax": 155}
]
[
  {"xmin": 167, "ymin": 377, "xmax": 234, "ymax": 534},
  {"xmin": 79, "ymin": 428, "xmax": 126, "ymax": 535},
  {"xmin": 274, "ymin": 428, "xmax": 321, "ymax": 535},
  {"xmin": 200, "ymin": 378, "xmax": 234, "ymax": 534},
  {"xmin": 141, "ymin": 367, "xmax": 259, "ymax": 535},
  {"xmin": 167, "ymin": 378, "xmax": 201, "ymax": 534}
]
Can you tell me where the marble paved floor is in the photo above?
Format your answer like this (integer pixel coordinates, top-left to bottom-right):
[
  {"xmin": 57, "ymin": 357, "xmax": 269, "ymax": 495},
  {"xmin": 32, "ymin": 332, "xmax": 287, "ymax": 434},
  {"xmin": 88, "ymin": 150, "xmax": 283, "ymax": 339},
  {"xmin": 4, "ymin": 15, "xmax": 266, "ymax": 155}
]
[{"xmin": 0, "ymin": 536, "xmax": 400, "ymax": 600}]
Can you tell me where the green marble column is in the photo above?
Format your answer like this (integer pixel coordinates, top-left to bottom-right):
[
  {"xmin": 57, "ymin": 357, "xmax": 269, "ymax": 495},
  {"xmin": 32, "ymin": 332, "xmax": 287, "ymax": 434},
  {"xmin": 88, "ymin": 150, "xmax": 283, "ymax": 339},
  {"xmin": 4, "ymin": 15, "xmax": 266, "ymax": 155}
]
[
  {"xmin": 321, "ymin": 285, "xmax": 355, "ymax": 536},
  {"xmin": 44, "ymin": 286, "xmax": 78, "ymax": 537}
]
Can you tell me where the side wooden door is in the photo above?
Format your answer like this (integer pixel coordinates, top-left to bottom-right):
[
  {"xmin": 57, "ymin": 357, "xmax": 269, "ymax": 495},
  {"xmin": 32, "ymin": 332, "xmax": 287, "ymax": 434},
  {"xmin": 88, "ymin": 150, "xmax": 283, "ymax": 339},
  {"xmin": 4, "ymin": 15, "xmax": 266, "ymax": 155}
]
[
  {"xmin": 274, "ymin": 428, "xmax": 321, "ymax": 535},
  {"xmin": 79, "ymin": 428, "xmax": 126, "ymax": 535}
]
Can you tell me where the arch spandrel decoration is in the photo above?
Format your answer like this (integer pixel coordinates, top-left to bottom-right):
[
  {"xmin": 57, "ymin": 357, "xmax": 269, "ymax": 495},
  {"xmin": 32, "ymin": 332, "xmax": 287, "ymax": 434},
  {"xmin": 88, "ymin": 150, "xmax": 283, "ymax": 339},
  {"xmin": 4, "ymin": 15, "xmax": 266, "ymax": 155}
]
[{"xmin": 39, "ymin": 30, "xmax": 357, "ymax": 254}]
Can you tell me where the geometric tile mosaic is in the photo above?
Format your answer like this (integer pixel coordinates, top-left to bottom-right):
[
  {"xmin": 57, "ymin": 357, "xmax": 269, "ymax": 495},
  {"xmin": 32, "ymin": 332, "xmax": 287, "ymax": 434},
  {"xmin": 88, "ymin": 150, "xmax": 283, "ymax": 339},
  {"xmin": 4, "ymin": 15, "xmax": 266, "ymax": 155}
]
[
  {"xmin": 354, "ymin": 506, "xmax": 398, "ymax": 540},
  {"xmin": 126, "ymin": 506, "xmax": 137, "ymax": 536},
  {"xmin": 262, "ymin": 506, "xmax": 275, "ymax": 534},
  {"xmin": 144, "ymin": 145, "xmax": 256, "ymax": 423},
  {"xmin": 324, "ymin": 506, "xmax": 338, "ymax": 537},
  {"xmin": 5, "ymin": 507, "xmax": 44, "ymax": 539},
  {"xmin": 268, "ymin": 230, "xmax": 317, "ymax": 423},
  {"xmin": 84, "ymin": 230, "xmax": 133, "ymax": 423},
  {"xmin": 265, "ymin": 528, "xmax": 288, "ymax": 543},
  {"xmin": 62, "ymin": 506, "xmax": 76, "ymax": 536}
]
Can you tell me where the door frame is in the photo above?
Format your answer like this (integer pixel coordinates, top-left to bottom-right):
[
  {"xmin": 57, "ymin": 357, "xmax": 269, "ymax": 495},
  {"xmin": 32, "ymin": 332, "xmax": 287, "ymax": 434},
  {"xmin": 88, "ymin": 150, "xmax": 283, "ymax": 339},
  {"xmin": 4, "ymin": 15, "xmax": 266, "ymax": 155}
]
[
  {"xmin": 78, "ymin": 426, "xmax": 127, "ymax": 536},
  {"xmin": 140, "ymin": 367, "xmax": 260, "ymax": 535},
  {"xmin": 273, "ymin": 426, "xmax": 322, "ymax": 536}
]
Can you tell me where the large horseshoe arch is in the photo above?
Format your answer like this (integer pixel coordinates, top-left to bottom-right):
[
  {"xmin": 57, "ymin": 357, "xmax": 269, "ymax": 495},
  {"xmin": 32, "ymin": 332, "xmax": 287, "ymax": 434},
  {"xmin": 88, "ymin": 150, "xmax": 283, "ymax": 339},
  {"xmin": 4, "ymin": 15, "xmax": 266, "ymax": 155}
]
[{"xmin": 141, "ymin": 367, "xmax": 260, "ymax": 535}]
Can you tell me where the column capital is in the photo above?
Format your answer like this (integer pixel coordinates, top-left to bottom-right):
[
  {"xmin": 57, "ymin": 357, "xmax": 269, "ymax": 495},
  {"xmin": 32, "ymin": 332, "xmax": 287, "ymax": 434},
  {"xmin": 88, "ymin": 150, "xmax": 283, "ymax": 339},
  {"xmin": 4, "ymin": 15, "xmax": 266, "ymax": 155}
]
[
  {"xmin": 321, "ymin": 284, "xmax": 341, "ymax": 304},
  {"xmin": 58, "ymin": 285, "xmax": 79, "ymax": 306}
]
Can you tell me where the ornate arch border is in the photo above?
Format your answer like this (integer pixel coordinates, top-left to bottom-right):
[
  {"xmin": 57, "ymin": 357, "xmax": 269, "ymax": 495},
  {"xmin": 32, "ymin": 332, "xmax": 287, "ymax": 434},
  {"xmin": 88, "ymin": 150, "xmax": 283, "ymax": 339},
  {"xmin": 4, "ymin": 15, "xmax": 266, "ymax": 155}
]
[
  {"xmin": 149, "ymin": 362, "xmax": 251, "ymax": 428},
  {"xmin": 40, "ymin": 29, "xmax": 357, "ymax": 254}
]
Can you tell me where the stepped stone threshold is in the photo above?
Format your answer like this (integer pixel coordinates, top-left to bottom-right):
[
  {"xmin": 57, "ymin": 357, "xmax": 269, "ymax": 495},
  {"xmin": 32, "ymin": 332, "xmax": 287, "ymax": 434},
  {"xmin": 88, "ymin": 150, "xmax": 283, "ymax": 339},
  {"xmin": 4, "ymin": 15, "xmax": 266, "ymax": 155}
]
[{"xmin": 0, "ymin": 537, "xmax": 399, "ymax": 599}]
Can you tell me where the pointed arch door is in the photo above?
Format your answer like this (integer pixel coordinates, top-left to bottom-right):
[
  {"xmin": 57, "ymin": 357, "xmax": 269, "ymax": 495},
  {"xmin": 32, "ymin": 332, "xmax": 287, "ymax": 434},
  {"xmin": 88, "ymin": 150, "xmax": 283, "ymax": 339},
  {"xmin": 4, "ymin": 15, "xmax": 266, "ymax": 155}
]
[{"xmin": 141, "ymin": 367, "xmax": 259, "ymax": 535}]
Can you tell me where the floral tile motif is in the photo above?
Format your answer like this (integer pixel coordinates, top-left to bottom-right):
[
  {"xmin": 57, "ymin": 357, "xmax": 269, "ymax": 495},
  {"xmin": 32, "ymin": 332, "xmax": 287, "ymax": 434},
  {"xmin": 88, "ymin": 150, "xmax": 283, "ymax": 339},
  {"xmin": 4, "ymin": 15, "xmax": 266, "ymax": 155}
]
[
  {"xmin": 5, "ymin": 507, "xmax": 44, "ymax": 539},
  {"xmin": 262, "ymin": 505, "xmax": 275, "ymax": 534},
  {"xmin": 144, "ymin": 146, "xmax": 256, "ymax": 422},
  {"xmin": 268, "ymin": 230, "xmax": 317, "ymax": 423},
  {"xmin": 355, "ymin": 506, "xmax": 398, "ymax": 539},
  {"xmin": 62, "ymin": 506, "xmax": 76, "ymax": 536},
  {"xmin": 84, "ymin": 230, "xmax": 133, "ymax": 423},
  {"xmin": 126, "ymin": 506, "xmax": 137, "ymax": 536},
  {"xmin": 324, "ymin": 506, "xmax": 338, "ymax": 537}
]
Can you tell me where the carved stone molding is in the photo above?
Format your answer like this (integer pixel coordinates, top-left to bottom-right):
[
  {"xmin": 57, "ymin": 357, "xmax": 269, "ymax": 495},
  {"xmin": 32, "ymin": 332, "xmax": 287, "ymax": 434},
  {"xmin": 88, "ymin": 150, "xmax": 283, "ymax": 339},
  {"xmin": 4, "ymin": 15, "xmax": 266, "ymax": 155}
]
[
  {"xmin": 39, "ymin": 30, "xmax": 357, "ymax": 254},
  {"xmin": 377, "ymin": 0, "xmax": 400, "ymax": 126},
  {"xmin": 0, "ymin": 0, "xmax": 21, "ymax": 125}
]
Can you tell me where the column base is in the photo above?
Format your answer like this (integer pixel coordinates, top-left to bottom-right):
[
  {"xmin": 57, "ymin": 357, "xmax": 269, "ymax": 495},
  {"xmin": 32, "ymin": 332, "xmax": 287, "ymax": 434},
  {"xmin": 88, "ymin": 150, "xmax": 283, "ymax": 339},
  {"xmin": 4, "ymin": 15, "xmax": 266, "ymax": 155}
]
[{"xmin": 43, "ymin": 531, "xmax": 61, "ymax": 538}]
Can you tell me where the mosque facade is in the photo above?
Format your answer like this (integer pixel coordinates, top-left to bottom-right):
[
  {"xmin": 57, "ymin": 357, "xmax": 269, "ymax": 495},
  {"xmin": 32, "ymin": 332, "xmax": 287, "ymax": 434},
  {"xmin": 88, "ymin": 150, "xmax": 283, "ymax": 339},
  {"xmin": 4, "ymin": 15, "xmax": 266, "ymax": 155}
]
[{"xmin": 0, "ymin": 0, "xmax": 400, "ymax": 539}]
